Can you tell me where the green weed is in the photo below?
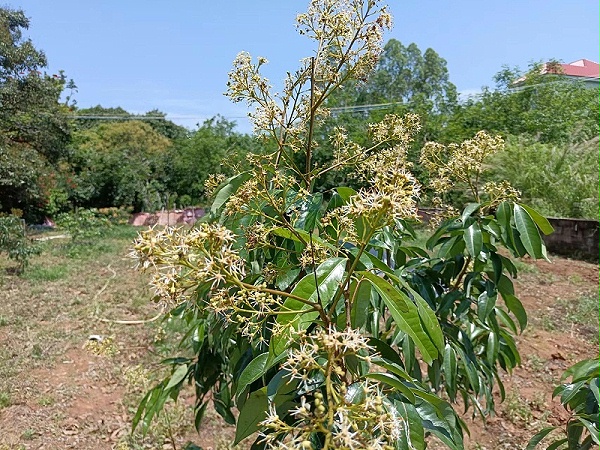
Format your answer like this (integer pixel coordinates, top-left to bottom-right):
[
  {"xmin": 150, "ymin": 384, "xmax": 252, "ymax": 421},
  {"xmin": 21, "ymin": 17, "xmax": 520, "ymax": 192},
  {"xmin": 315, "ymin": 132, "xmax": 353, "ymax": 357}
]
[
  {"xmin": 22, "ymin": 264, "xmax": 68, "ymax": 281},
  {"xmin": 21, "ymin": 429, "xmax": 35, "ymax": 440},
  {"xmin": 0, "ymin": 390, "xmax": 10, "ymax": 408},
  {"xmin": 556, "ymin": 293, "xmax": 599, "ymax": 342},
  {"xmin": 504, "ymin": 390, "xmax": 533, "ymax": 425},
  {"xmin": 37, "ymin": 394, "xmax": 55, "ymax": 407}
]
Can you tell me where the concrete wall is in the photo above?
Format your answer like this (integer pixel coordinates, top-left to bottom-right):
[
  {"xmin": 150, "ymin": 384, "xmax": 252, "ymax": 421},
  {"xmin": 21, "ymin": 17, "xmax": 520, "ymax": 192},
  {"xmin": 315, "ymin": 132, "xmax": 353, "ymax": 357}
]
[
  {"xmin": 129, "ymin": 208, "xmax": 205, "ymax": 227},
  {"xmin": 544, "ymin": 217, "xmax": 599, "ymax": 260}
]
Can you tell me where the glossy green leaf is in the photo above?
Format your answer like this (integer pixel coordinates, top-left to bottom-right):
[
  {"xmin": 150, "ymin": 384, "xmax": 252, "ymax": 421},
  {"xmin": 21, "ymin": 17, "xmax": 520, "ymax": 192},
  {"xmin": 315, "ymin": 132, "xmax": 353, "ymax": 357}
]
[
  {"xmin": 234, "ymin": 388, "xmax": 268, "ymax": 444},
  {"xmin": 502, "ymin": 293, "xmax": 527, "ymax": 332},
  {"xmin": 477, "ymin": 292, "xmax": 497, "ymax": 322},
  {"xmin": 271, "ymin": 227, "xmax": 334, "ymax": 250},
  {"xmin": 345, "ymin": 382, "xmax": 366, "ymax": 404},
  {"xmin": 350, "ymin": 279, "xmax": 372, "ymax": 328},
  {"xmin": 497, "ymin": 274, "xmax": 515, "ymax": 296},
  {"xmin": 514, "ymin": 204, "xmax": 543, "ymax": 258},
  {"xmin": 443, "ymin": 344, "xmax": 458, "ymax": 399},
  {"xmin": 271, "ymin": 257, "xmax": 347, "ymax": 358},
  {"xmin": 415, "ymin": 400, "xmax": 463, "ymax": 450},
  {"xmin": 398, "ymin": 281, "xmax": 445, "ymax": 353},
  {"xmin": 579, "ymin": 418, "xmax": 600, "ymax": 444},
  {"xmin": 369, "ymin": 339, "xmax": 404, "ymax": 367},
  {"xmin": 561, "ymin": 358, "xmax": 600, "ymax": 382},
  {"xmin": 464, "ymin": 222, "xmax": 483, "ymax": 258},
  {"xmin": 360, "ymin": 271, "xmax": 439, "ymax": 364},
  {"xmin": 336, "ymin": 186, "xmax": 357, "ymax": 202},
  {"xmin": 490, "ymin": 252, "xmax": 503, "ymax": 283},
  {"xmin": 518, "ymin": 203, "xmax": 554, "ymax": 235},
  {"xmin": 236, "ymin": 353, "xmax": 269, "ymax": 399},
  {"xmin": 461, "ymin": 203, "xmax": 480, "ymax": 224},
  {"xmin": 294, "ymin": 193, "xmax": 323, "ymax": 232},
  {"xmin": 486, "ymin": 331, "xmax": 499, "ymax": 365},
  {"xmin": 365, "ymin": 373, "xmax": 416, "ymax": 403},
  {"xmin": 210, "ymin": 172, "xmax": 251, "ymax": 216},
  {"xmin": 560, "ymin": 381, "xmax": 586, "ymax": 405},
  {"xmin": 395, "ymin": 401, "xmax": 425, "ymax": 450},
  {"xmin": 165, "ymin": 364, "xmax": 189, "ymax": 391},
  {"xmin": 275, "ymin": 267, "xmax": 301, "ymax": 291},
  {"xmin": 526, "ymin": 426, "xmax": 557, "ymax": 449}
]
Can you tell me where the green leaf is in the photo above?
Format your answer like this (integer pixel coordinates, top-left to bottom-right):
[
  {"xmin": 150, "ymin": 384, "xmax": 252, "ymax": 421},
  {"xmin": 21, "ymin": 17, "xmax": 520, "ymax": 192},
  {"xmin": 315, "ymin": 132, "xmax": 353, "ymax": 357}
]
[
  {"xmin": 398, "ymin": 281, "xmax": 445, "ymax": 353},
  {"xmin": 360, "ymin": 271, "xmax": 439, "ymax": 364},
  {"xmin": 415, "ymin": 400, "xmax": 464, "ymax": 450},
  {"xmin": 371, "ymin": 357, "xmax": 413, "ymax": 382},
  {"xmin": 502, "ymin": 293, "xmax": 527, "ymax": 332},
  {"xmin": 350, "ymin": 279, "xmax": 372, "ymax": 328},
  {"xmin": 464, "ymin": 222, "xmax": 483, "ymax": 258},
  {"xmin": 461, "ymin": 203, "xmax": 481, "ymax": 224},
  {"xmin": 579, "ymin": 418, "xmax": 600, "ymax": 444},
  {"xmin": 545, "ymin": 438, "xmax": 568, "ymax": 450},
  {"xmin": 477, "ymin": 292, "xmax": 497, "ymax": 322},
  {"xmin": 395, "ymin": 401, "xmax": 425, "ymax": 450},
  {"xmin": 560, "ymin": 381, "xmax": 586, "ymax": 406},
  {"xmin": 270, "ymin": 257, "xmax": 347, "ymax": 358},
  {"xmin": 275, "ymin": 267, "xmax": 301, "ymax": 291},
  {"xmin": 561, "ymin": 359, "xmax": 600, "ymax": 382},
  {"xmin": 234, "ymin": 388, "xmax": 268, "ymax": 445},
  {"xmin": 486, "ymin": 331, "xmax": 499, "ymax": 365},
  {"xmin": 369, "ymin": 340, "xmax": 404, "ymax": 367},
  {"xmin": 514, "ymin": 204, "xmax": 543, "ymax": 258},
  {"xmin": 132, "ymin": 388, "xmax": 152, "ymax": 431},
  {"xmin": 210, "ymin": 172, "xmax": 251, "ymax": 216},
  {"xmin": 490, "ymin": 252, "xmax": 503, "ymax": 283},
  {"xmin": 365, "ymin": 373, "xmax": 416, "ymax": 403},
  {"xmin": 266, "ymin": 370, "xmax": 298, "ymax": 402},
  {"xmin": 567, "ymin": 420, "xmax": 584, "ymax": 448},
  {"xmin": 294, "ymin": 193, "xmax": 323, "ymax": 232},
  {"xmin": 236, "ymin": 353, "xmax": 269, "ymax": 399},
  {"xmin": 165, "ymin": 364, "xmax": 189, "ymax": 391},
  {"xmin": 518, "ymin": 203, "xmax": 554, "ymax": 235},
  {"xmin": 443, "ymin": 344, "xmax": 458, "ymax": 399},
  {"xmin": 526, "ymin": 426, "xmax": 557, "ymax": 450},
  {"xmin": 336, "ymin": 186, "xmax": 357, "ymax": 202},
  {"xmin": 496, "ymin": 202, "xmax": 512, "ymax": 234}
]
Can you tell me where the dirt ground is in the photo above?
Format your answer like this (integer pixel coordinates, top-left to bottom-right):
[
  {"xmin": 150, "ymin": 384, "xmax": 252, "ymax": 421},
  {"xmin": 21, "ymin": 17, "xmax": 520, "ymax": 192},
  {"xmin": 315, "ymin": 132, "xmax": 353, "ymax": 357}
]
[{"xmin": 0, "ymin": 232, "xmax": 598, "ymax": 450}]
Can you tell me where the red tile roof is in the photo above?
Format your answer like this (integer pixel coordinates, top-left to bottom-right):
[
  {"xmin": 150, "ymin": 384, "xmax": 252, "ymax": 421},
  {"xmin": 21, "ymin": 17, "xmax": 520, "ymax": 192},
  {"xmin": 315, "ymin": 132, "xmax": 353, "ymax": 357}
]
[{"xmin": 544, "ymin": 59, "xmax": 599, "ymax": 78}]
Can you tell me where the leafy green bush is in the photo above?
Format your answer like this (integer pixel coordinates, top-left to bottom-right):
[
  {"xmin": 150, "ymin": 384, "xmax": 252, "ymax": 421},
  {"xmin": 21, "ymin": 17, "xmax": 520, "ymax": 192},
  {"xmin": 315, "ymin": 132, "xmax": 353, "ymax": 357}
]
[
  {"xmin": 128, "ymin": 1, "xmax": 553, "ymax": 448},
  {"xmin": 97, "ymin": 206, "xmax": 133, "ymax": 225},
  {"xmin": 489, "ymin": 135, "xmax": 599, "ymax": 219},
  {"xmin": 56, "ymin": 208, "xmax": 111, "ymax": 243},
  {"xmin": 0, "ymin": 214, "xmax": 41, "ymax": 273}
]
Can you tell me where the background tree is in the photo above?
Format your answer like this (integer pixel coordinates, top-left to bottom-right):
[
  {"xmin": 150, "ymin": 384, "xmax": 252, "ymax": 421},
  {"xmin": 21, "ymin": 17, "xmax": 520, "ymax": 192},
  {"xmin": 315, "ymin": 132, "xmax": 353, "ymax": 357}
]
[
  {"xmin": 70, "ymin": 121, "xmax": 172, "ymax": 212},
  {"xmin": 441, "ymin": 61, "xmax": 599, "ymax": 218},
  {"xmin": 443, "ymin": 61, "xmax": 599, "ymax": 144},
  {"xmin": 73, "ymin": 105, "xmax": 188, "ymax": 140},
  {"xmin": 0, "ymin": 7, "xmax": 73, "ymax": 219},
  {"xmin": 167, "ymin": 116, "xmax": 261, "ymax": 204}
]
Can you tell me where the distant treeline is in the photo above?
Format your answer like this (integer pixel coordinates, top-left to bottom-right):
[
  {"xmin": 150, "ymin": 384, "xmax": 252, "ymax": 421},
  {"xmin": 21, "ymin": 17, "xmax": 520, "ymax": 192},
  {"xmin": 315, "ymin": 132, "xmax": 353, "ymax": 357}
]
[{"xmin": 1, "ymin": 6, "xmax": 598, "ymax": 221}]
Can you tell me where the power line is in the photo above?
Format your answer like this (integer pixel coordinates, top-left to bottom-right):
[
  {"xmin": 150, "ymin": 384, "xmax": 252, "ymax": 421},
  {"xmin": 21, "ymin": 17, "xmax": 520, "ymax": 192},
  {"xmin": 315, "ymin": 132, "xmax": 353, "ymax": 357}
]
[
  {"xmin": 68, "ymin": 114, "xmax": 249, "ymax": 121},
  {"xmin": 329, "ymin": 101, "xmax": 400, "ymax": 113}
]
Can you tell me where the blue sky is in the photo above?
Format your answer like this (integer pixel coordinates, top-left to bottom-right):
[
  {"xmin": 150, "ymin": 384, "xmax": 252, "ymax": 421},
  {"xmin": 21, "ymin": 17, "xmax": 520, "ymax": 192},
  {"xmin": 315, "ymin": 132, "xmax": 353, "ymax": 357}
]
[{"xmin": 7, "ymin": 0, "xmax": 600, "ymax": 134}]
